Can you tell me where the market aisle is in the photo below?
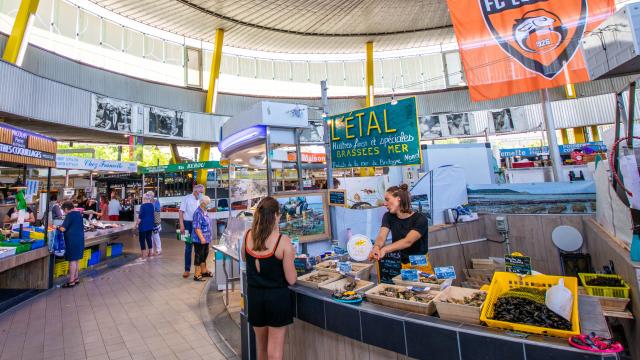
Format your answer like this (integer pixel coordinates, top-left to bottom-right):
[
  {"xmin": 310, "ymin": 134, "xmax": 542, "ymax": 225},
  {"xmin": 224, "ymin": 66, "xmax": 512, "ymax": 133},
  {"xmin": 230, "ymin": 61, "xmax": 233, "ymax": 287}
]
[{"xmin": 0, "ymin": 238, "xmax": 225, "ymax": 360}]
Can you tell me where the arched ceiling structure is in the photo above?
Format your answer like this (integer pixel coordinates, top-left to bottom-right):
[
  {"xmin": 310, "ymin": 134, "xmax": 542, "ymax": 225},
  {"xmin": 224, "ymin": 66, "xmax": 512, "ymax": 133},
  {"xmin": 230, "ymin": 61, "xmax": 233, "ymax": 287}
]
[{"xmin": 87, "ymin": 0, "xmax": 455, "ymax": 53}]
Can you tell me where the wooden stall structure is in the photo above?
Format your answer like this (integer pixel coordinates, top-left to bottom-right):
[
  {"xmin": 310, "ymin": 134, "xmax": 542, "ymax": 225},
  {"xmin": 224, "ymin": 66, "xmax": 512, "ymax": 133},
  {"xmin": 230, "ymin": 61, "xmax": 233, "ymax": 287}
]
[{"xmin": 0, "ymin": 123, "xmax": 56, "ymax": 292}]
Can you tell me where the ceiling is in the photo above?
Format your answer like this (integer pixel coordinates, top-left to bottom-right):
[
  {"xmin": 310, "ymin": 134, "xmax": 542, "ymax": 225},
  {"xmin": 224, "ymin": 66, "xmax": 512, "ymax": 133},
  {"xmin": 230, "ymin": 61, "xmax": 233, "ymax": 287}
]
[{"xmin": 87, "ymin": 0, "xmax": 455, "ymax": 54}]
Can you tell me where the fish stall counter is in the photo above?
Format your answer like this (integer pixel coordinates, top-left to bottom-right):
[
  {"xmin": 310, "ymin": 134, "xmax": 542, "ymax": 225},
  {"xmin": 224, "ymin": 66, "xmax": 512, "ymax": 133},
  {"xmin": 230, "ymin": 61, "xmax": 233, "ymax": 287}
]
[
  {"xmin": 238, "ymin": 284, "xmax": 617, "ymax": 360},
  {"xmin": 83, "ymin": 221, "xmax": 135, "ymax": 260}
]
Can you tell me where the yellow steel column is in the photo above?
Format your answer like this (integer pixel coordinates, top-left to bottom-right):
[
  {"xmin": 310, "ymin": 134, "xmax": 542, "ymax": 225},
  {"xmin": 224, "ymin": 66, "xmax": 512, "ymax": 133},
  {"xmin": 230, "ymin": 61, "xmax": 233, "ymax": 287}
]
[
  {"xmin": 590, "ymin": 125, "xmax": 600, "ymax": 142},
  {"xmin": 560, "ymin": 129, "xmax": 569, "ymax": 145},
  {"xmin": 197, "ymin": 28, "xmax": 224, "ymax": 185},
  {"xmin": 365, "ymin": 41, "xmax": 374, "ymax": 107},
  {"xmin": 2, "ymin": 0, "xmax": 39, "ymax": 64},
  {"xmin": 361, "ymin": 41, "xmax": 375, "ymax": 177},
  {"xmin": 169, "ymin": 144, "xmax": 180, "ymax": 164},
  {"xmin": 573, "ymin": 127, "xmax": 586, "ymax": 143}
]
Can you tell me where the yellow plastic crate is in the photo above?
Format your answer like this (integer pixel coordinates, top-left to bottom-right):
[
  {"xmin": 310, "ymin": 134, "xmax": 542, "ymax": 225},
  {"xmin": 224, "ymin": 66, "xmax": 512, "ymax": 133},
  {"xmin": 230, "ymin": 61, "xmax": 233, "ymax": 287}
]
[
  {"xmin": 29, "ymin": 232, "xmax": 44, "ymax": 240},
  {"xmin": 106, "ymin": 245, "xmax": 112, "ymax": 258},
  {"xmin": 79, "ymin": 258, "xmax": 88, "ymax": 270},
  {"xmin": 83, "ymin": 249, "xmax": 92, "ymax": 260},
  {"xmin": 480, "ymin": 272, "xmax": 580, "ymax": 338},
  {"xmin": 579, "ymin": 273, "xmax": 630, "ymax": 299},
  {"xmin": 54, "ymin": 261, "xmax": 69, "ymax": 277}
]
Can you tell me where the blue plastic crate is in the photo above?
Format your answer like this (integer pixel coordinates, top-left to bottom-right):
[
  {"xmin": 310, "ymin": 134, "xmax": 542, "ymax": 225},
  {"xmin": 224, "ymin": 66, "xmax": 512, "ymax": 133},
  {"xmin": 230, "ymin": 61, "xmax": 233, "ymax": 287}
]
[
  {"xmin": 110, "ymin": 243, "xmax": 123, "ymax": 257},
  {"xmin": 30, "ymin": 240, "xmax": 45, "ymax": 250},
  {"xmin": 88, "ymin": 249, "xmax": 100, "ymax": 266}
]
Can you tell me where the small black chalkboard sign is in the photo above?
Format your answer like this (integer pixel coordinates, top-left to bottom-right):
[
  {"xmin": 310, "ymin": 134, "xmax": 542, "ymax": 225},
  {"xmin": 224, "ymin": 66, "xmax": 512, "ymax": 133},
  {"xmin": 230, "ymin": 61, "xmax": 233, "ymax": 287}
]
[
  {"xmin": 328, "ymin": 190, "xmax": 347, "ymax": 207},
  {"xmin": 504, "ymin": 254, "xmax": 532, "ymax": 276},
  {"xmin": 378, "ymin": 251, "xmax": 402, "ymax": 284}
]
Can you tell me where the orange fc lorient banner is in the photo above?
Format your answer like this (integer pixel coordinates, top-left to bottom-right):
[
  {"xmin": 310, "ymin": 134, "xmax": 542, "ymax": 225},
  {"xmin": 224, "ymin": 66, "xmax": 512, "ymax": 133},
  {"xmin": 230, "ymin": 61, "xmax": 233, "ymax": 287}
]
[{"xmin": 446, "ymin": 0, "xmax": 615, "ymax": 101}]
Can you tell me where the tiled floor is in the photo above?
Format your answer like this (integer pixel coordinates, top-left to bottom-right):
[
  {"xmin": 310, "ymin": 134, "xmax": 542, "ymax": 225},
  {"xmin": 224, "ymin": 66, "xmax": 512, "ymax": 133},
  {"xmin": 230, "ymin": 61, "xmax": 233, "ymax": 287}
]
[{"xmin": 0, "ymin": 238, "xmax": 225, "ymax": 360}]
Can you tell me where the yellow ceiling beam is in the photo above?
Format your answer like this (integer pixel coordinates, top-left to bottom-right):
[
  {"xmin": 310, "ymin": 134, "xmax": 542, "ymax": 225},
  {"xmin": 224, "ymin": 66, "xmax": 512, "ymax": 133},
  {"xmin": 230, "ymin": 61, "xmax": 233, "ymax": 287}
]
[
  {"xmin": 198, "ymin": 28, "xmax": 224, "ymax": 186},
  {"xmin": 2, "ymin": 0, "xmax": 40, "ymax": 65}
]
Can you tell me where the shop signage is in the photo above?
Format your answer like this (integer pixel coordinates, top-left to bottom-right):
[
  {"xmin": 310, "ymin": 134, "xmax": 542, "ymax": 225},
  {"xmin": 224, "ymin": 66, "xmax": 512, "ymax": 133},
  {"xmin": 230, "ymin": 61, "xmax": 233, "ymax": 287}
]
[
  {"xmin": 499, "ymin": 142, "xmax": 607, "ymax": 158},
  {"xmin": 505, "ymin": 254, "xmax": 532, "ymax": 276},
  {"xmin": 286, "ymin": 152, "xmax": 326, "ymax": 163},
  {"xmin": 12, "ymin": 129, "xmax": 28, "ymax": 147},
  {"xmin": 378, "ymin": 251, "xmax": 403, "ymax": 284},
  {"xmin": 56, "ymin": 155, "xmax": 138, "ymax": 173},
  {"xmin": 328, "ymin": 97, "xmax": 422, "ymax": 168},
  {"xmin": 328, "ymin": 190, "xmax": 346, "ymax": 207},
  {"xmin": 0, "ymin": 123, "xmax": 57, "ymax": 167},
  {"xmin": 447, "ymin": 0, "xmax": 614, "ymax": 101},
  {"xmin": 139, "ymin": 160, "xmax": 223, "ymax": 174}
]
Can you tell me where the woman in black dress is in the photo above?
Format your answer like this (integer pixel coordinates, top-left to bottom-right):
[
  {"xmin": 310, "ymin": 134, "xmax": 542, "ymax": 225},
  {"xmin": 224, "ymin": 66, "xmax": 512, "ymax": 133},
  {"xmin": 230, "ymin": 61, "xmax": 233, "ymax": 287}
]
[
  {"xmin": 242, "ymin": 197, "xmax": 297, "ymax": 360},
  {"xmin": 58, "ymin": 201, "xmax": 85, "ymax": 288}
]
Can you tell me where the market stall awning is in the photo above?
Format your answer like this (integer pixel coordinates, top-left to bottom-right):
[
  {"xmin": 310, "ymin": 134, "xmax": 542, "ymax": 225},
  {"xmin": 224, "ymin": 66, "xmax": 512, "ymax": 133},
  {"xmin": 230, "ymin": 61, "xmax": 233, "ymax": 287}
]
[
  {"xmin": 139, "ymin": 160, "xmax": 225, "ymax": 174},
  {"xmin": 0, "ymin": 123, "xmax": 56, "ymax": 168}
]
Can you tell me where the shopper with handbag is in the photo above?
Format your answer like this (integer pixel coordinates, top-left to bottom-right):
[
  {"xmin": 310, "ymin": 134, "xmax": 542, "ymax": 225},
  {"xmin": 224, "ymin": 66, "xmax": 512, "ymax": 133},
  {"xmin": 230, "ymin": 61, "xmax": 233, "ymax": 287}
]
[
  {"xmin": 136, "ymin": 192, "xmax": 155, "ymax": 258},
  {"xmin": 149, "ymin": 191, "xmax": 162, "ymax": 255}
]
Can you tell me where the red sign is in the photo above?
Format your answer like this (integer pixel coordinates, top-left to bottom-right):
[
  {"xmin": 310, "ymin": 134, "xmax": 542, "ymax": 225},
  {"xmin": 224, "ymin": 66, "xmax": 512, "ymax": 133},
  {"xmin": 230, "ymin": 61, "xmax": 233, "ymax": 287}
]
[
  {"xmin": 446, "ymin": 0, "xmax": 614, "ymax": 101},
  {"xmin": 287, "ymin": 152, "xmax": 326, "ymax": 163}
]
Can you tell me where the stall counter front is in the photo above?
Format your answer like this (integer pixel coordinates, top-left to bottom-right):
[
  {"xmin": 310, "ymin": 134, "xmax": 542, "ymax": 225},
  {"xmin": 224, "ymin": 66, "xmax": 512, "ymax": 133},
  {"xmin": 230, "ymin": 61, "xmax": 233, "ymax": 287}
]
[{"xmin": 240, "ymin": 285, "xmax": 616, "ymax": 360}]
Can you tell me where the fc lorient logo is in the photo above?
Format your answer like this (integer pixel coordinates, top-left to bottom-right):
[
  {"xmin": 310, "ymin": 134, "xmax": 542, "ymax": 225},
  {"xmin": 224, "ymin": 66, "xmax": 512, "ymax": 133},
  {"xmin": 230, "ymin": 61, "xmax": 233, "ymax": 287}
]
[{"xmin": 480, "ymin": 0, "xmax": 588, "ymax": 79}]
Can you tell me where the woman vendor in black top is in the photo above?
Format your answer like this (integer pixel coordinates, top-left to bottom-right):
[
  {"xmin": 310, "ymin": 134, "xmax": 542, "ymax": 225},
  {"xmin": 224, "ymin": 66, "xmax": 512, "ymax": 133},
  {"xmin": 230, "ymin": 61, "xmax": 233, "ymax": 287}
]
[{"xmin": 368, "ymin": 184, "xmax": 429, "ymax": 265}]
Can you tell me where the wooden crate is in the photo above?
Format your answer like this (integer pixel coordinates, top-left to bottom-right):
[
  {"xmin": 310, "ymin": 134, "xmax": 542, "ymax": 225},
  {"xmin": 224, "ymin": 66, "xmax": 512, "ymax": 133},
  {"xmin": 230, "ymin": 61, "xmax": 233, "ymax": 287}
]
[
  {"xmin": 391, "ymin": 275, "xmax": 452, "ymax": 291},
  {"xmin": 472, "ymin": 258, "xmax": 498, "ymax": 270},
  {"xmin": 433, "ymin": 286, "xmax": 486, "ymax": 325},
  {"xmin": 467, "ymin": 268, "xmax": 495, "ymax": 279},
  {"xmin": 591, "ymin": 295, "xmax": 630, "ymax": 312},
  {"xmin": 365, "ymin": 284, "xmax": 439, "ymax": 315},
  {"xmin": 297, "ymin": 271, "xmax": 343, "ymax": 289},
  {"xmin": 319, "ymin": 278, "xmax": 375, "ymax": 294},
  {"xmin": 315, "ymin": 260, "xmax": 373, "ymax": 280}
]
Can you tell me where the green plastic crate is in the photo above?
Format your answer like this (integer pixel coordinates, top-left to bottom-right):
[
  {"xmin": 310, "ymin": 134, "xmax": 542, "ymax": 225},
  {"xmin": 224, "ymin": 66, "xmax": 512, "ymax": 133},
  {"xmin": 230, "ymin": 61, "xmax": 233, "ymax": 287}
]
[{"xmin": 0, "ymin": 241, "xmax": 32, "ymax": 254}]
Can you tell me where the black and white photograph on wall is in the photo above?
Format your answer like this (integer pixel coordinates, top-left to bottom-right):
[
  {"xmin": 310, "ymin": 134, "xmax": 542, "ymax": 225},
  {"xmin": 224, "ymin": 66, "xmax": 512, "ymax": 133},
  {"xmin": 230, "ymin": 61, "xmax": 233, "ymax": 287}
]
[
  {"xmin": 446, "ymin": 113, "xmax": 471, "ymax": 136},
  {"xmin": 418, "ymin": 115, "xmax": 442, "ymax": 138},
  {"xmin": 300, "ymin": 121, "xmax": 324, "ymax": 143},
  {"xmin": 147, "ymin": 107, "xmax": 184, "ymax": 137},
  {"xmin": 93, "ymin": 96, "xmax": 132, "ymax": 132},
  {"xmin": 492, "ymin": 109, "xmax": 514, "ymax": 133}
]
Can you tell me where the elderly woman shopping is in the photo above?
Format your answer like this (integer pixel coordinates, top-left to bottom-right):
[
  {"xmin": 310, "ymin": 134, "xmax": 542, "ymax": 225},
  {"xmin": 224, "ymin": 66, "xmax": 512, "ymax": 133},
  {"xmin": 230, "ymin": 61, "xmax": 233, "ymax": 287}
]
[
  {"xmin": 136, "ymin": 192, "xmax": 155, "ymax": 258},
  {"xmin": 192, "ymin": 195, "xmax": 213, "ymax": 281}
]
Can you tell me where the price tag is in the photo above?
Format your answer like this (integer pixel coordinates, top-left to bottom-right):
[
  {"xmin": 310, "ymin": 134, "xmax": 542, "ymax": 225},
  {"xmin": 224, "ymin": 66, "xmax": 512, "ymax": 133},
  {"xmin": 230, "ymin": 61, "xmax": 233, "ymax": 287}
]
[
  {"xmin": 338, "ymin": 261, "xmax": 352, "ymax": 273},
  {"xmin": 294, "ymin": 257, "xmax": 308, "ymax": 274},
  {"xmin": 409, "ymin": 255, "xmax": 428, "ymax": 267},
  {"xmin": 505, "ymin": 255, "xmax": 532, "ymax": 276},
  {"xmin": 435, "ymin": 266, "xmax": 457, "ymax": 280},
  {"xmin": 401, "ymin": 269, "xmax": 419, "ymax": 281}
]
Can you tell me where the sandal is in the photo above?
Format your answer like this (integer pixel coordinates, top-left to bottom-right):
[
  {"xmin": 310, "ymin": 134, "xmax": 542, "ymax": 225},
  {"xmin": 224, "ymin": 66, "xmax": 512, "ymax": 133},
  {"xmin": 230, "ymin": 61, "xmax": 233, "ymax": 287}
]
[
  {"xmin": 61, "ymin": 282, "xmax": 76, "ymax": 288},
  {"xmin": 193, "ymin": 276, "xmax": 206, "ymax": 282},
  {"xmin": 201, "ymin": 271, "xmax": 213, "ymax": 277}
]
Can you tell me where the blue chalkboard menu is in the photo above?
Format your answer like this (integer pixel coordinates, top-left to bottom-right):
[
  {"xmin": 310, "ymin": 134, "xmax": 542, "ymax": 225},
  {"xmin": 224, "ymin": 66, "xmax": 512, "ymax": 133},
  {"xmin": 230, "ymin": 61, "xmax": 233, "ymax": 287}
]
[
  {"xmin": 378, "ymin": 251, "xmax": 402, "ymax": 284},
  {"xmin": 328, "ymin": 190, "xmax": 347, "ymax": 207}
]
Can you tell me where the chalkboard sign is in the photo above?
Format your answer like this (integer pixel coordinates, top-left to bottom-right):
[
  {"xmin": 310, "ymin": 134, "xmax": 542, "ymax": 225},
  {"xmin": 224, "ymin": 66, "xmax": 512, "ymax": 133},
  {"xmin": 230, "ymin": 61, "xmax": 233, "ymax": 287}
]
[
  {"xmin": 328, "ymin": 190, "xmax": 347, "ymax": 207},
  {"xmin": 378, "ymin": 251, "xmax": 402, "ymax": 284},
  {"xmin": 505, "ymin": 255, "xmax": 532, "ymax": 276}
]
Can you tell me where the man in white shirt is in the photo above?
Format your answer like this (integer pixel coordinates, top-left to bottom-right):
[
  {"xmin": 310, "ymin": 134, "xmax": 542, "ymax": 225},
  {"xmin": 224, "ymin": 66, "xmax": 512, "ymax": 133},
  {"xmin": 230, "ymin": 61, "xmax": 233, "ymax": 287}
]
[
  {"xmin": 179, "ymin": 184, "xmax": 205, "ymax": 278},
  {"xmin": 107, "ymin": 194, "xmax": 122, "ymax": 221}
]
